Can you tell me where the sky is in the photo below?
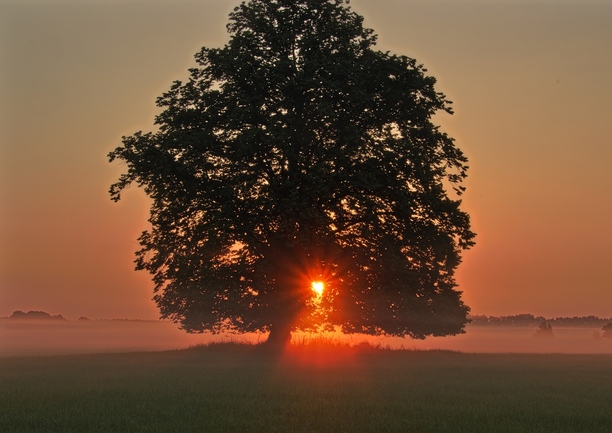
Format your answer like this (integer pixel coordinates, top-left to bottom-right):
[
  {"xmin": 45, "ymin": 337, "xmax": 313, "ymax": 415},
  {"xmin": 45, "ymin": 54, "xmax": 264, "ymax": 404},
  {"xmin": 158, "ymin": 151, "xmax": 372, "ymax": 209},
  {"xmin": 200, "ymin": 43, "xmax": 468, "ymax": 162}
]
[{"xmin": 1, "ymin": 0, "xmax": 611, "ymax": 321}]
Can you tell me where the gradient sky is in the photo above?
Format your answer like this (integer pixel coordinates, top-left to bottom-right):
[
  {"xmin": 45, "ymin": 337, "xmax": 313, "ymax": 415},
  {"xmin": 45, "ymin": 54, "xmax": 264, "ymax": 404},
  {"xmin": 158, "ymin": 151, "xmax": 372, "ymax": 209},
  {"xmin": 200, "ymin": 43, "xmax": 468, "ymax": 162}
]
[{"xmin": 1, "ymin": 0, "xmax": 611, "ymax": 320}]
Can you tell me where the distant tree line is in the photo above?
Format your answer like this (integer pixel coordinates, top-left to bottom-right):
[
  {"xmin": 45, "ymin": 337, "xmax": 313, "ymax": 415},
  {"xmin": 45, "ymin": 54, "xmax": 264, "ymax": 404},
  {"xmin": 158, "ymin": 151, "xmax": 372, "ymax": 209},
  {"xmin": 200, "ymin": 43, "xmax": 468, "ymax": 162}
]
[
  {"xmin": 4, "ymin": 311, "xmax": 612, "ymax": 338},
  {"xmin": 469, "ymin": 314, "xmax": 612, "ymax": 328},
  {"xmin": 2, "ymin": 311, "xmax": 157, "ymax": 322},
  {"xmin": 8, "ymin": 310, "xmax": 67, "ymax": 321}
]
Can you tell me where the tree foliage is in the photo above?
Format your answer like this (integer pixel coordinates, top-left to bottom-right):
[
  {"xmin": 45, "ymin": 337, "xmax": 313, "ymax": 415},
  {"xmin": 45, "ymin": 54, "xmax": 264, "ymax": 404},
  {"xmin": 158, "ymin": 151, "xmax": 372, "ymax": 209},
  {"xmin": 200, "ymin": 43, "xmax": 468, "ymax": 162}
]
[{"xmin": 109, "ymin": 0, "xmax": 475, "ymax": 344}]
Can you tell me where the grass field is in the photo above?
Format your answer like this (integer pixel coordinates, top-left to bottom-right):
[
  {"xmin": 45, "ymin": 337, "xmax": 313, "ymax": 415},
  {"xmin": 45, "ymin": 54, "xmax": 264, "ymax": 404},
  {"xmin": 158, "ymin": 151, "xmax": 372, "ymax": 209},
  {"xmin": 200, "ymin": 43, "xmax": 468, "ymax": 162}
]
[{"xmin": 1, "ymin": 343, "xmax": 611, "ymax": 432}]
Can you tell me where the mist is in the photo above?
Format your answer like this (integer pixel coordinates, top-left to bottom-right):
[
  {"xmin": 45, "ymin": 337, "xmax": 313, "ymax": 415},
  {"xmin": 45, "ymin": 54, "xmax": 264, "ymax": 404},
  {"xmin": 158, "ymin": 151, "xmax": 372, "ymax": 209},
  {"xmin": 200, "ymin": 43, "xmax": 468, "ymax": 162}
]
[{"xmin": 2, "ymin": 320, "xmax": 611, "ymax": 357}]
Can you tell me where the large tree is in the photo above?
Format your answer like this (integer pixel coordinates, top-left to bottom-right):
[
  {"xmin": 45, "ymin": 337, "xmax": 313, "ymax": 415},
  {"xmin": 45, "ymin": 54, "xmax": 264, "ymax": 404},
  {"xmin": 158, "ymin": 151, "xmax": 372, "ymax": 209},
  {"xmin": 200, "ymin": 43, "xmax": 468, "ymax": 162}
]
[{"xmin": 109, "ymin": 0, "xmax": 475, "ymax": 347}]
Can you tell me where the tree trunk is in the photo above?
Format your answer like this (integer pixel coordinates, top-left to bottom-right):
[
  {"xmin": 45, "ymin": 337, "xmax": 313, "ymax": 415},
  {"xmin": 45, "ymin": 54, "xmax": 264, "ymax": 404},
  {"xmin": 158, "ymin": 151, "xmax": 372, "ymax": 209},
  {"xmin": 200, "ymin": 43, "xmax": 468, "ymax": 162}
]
[
  {"xmin": 260, "ymin": 241, "xmax": 305, "ymax": 352},
  {"xmin": 263, "ymin": 320, "xmax": 293, "ymax": 352}
]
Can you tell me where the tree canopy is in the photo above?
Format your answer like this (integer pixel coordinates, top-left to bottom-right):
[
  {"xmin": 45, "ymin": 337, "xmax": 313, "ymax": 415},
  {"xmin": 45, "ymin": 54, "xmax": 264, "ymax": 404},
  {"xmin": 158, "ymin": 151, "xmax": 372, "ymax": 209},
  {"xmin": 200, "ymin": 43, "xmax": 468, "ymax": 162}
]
[{"xmin": 109, "ymin": 0, "xmax": 476, "ymax": 346}]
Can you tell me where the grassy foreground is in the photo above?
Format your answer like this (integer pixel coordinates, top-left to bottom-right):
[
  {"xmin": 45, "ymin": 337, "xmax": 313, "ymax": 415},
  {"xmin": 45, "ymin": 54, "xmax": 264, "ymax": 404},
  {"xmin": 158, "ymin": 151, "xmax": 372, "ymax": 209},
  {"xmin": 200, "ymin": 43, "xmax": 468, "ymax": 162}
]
[{"xmin": 1, "ymin": 343, "xmax": 611, "ymax": 433}]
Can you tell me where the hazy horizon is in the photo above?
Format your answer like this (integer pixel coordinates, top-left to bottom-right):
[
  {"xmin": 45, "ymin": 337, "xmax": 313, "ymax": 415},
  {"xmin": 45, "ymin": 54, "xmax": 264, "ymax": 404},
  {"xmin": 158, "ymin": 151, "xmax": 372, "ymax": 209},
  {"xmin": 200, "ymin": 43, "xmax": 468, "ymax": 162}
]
[
  {"xmin": 3, "ymin": 310, "xmax": 612, "ymax": 322},
  {"xmin": 2, "ymin": 319, "xmax": 612, "ymax": 358}
]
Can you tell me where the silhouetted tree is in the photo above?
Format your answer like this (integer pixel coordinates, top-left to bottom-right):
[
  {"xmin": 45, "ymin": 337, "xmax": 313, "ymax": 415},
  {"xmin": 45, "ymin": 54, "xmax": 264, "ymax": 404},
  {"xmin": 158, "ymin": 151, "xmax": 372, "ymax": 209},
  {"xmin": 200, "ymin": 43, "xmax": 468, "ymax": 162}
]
[
  {"xmin": 602, "ymin": 322, "xmax": 612, "ymax": 339},
  {"xmin": 109, "ymin": 0, "xmax": 475, "ymax": 347},
  {"xmin": 534, "ymin": 321, "xmax": 554, "ymax": 338}
]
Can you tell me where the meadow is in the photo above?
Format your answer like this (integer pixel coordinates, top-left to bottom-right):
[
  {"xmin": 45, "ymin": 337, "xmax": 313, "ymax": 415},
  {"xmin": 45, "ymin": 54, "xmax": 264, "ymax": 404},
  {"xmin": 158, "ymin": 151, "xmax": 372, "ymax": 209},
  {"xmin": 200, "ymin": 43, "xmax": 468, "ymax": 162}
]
[{"xmin": 1, "ymin": 343, "xmax": 611, "ymax": 433}]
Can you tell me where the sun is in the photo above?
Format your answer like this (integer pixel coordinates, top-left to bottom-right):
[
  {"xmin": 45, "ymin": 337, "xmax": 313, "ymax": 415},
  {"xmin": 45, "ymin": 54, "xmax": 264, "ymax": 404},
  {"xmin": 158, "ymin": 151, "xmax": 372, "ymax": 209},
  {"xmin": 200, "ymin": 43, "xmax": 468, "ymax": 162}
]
[{"xmin": 311, "ymin": 281, "xmax": 324, "ymax": 296}]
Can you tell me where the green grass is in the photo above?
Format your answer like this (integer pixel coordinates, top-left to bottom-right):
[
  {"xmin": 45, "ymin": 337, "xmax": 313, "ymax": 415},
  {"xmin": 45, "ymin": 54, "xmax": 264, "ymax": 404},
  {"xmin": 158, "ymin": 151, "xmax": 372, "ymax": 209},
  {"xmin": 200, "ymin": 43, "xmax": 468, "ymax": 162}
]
[{"xmin": 1, "ymin": 343, "xmax": 611, "ymax": 432}]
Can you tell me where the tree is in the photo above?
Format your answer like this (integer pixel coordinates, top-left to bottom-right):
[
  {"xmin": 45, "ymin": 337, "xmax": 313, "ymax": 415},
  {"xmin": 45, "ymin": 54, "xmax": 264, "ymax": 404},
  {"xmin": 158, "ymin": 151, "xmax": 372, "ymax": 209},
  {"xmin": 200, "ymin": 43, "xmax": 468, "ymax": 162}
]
[
  {"xmin": 108, "ymin": 0, "xmax": 475, "ymax": 348},
  {"xmin": 603, "ymin": 322, "xmax": 612, "ymax": 339},
  {"xmin": 534, "ymin": 321, "xmax": 554, "ymax": 338}
]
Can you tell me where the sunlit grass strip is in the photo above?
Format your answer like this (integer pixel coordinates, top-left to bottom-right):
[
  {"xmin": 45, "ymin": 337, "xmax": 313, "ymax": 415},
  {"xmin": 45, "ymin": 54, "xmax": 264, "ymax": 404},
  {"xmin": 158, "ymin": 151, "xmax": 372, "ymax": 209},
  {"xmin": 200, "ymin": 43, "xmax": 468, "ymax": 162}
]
[{"xmin": 1, "ymin": 344, "xmax": 611, "ymax": 433}]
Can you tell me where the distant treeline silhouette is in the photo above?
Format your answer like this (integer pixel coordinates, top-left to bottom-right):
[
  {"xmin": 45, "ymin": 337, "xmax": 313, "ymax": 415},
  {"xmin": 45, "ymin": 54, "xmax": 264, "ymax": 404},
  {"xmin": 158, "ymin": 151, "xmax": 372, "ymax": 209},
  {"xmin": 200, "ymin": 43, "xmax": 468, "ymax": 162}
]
[
  {"xmin": 469, "ymin": 314, "xmax": 611, "ymax": 327},
  {"xmin": 8, "ymin": 310, "xmax": 67, "ymax": 321},
  {"xmin": 3, "ymin": 311, "xmax": 159, "ymax": 322},
  {"xmin": 4, "ymin": 311, "xmax": 611, "ymax": 329}
]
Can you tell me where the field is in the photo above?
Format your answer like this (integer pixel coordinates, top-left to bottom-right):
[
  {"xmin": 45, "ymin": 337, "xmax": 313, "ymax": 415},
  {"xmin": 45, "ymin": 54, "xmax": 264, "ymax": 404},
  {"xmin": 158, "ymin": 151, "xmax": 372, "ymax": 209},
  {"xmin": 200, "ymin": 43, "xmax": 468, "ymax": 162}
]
[{"xmin": 2, "ymin": 344, "xmax": 611, "ymax": 433}]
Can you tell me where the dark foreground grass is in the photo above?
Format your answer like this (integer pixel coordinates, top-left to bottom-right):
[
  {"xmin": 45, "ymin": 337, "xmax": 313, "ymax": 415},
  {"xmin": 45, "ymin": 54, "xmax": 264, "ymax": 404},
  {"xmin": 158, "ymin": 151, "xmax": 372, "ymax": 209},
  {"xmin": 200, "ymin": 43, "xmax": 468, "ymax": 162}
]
[{"xmin": 1, "ymin": 343, "xmax": 611, "ymax": 433}]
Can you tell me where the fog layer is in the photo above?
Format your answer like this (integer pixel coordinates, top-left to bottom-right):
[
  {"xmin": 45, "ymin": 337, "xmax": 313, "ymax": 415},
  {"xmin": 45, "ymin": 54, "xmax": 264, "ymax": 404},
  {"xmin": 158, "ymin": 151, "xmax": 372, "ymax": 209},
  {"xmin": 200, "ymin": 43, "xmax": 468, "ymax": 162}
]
[{"xmin": 1, "ymin": 321, "xmax": 611, "ymax": 357}]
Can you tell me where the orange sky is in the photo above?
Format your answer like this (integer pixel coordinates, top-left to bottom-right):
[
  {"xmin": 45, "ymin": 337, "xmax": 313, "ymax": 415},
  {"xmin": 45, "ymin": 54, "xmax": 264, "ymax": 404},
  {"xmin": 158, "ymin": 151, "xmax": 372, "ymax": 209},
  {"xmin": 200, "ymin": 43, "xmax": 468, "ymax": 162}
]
[{"xmin": 1, "ymin": 0, "xmax": 611, "ymax": 320}]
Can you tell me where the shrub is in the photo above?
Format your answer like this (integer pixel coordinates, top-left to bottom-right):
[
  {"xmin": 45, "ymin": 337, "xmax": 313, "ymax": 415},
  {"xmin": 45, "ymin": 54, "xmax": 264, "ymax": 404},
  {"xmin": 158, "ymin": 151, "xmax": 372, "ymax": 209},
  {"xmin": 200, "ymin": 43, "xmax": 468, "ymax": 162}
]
[
  {"xmin": 602, "ymin": 322, "xmax": 612, "ymax": 339},
  {"xmin": 534, "ymin": 321, "xmax": 554, "ymax": 338}
]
